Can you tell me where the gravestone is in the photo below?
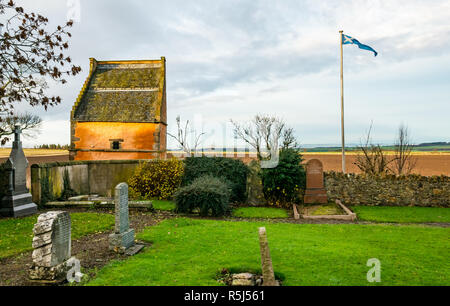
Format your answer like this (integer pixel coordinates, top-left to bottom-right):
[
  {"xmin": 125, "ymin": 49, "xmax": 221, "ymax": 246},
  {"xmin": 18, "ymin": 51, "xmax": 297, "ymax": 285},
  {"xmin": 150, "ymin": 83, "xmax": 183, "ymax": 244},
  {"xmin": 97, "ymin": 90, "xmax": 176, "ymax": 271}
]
[
  {"xmin": 29, "ymin": 211, "xmax": 79, "ymax": 282},
  {"xmin": 258, "ymin": 227, "xmax": 277, "ymax": 286},
  {"xmin": 109, "ymin": 183, "xmax": 144, "ymax": 255},
  {"xmin": 246, "ymin": 160, "xmax": 267, "ymax": 206},
  {"xmin": 0, "ymin": 125, "xmax": 38, "ymax": 217},
  {"xmin": 303, "ymin": 159, "xmax": 328, "ymax": 204}
]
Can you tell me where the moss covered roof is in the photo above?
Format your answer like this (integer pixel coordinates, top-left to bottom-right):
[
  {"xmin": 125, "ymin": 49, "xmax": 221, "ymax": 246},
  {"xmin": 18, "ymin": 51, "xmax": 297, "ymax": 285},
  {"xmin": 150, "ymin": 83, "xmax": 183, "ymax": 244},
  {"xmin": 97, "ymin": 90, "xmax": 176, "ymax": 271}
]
[{"xmin": 73, "ymin": 59, "xmax": 166, "ymax": 123}]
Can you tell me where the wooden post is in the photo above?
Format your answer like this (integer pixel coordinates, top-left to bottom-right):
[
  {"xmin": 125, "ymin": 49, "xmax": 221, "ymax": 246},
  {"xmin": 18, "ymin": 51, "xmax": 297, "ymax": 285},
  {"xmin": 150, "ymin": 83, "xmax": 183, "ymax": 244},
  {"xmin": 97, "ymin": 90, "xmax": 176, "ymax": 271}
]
[
  {"xmin": 340, "ymin": 30, "xmax": 346, "ymax": 174},
  {"xmin": 293, "ymin": 204, "xmax": 300, "ymax": 220}
]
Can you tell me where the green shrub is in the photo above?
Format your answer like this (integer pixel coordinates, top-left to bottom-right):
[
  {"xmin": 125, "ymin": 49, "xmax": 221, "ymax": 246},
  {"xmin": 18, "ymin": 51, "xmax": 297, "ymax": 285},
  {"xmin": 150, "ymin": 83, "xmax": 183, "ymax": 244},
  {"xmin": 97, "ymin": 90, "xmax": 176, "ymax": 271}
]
[
  {"xmin": 40, "ymin": 169, "xmax": 54, "ymax": 206},
  {"xmin": 128, "ymin": 158, "xmax": 184, "ymax": 200},
  {"xmin": 58, "ymin": 169, "xmax": 77, "ymax": 201},
  {"xmin": 261, "ymin": 148, "xmax": 306, "ymax": 207},
  {"xmin": 182, "ymin": 157, "xmax": 248, "ymax": 203},
  {"xmin": 174, "ymin": 175, "xmax": 230, "ymax": 217}
]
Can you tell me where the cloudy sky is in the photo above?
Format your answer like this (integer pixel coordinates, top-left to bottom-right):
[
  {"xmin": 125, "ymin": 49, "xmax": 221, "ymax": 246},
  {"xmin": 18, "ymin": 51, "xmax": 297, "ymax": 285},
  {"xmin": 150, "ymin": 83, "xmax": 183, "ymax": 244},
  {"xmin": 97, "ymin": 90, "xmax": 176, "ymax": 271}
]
[{"xmin": 9, "ymin": 0, "xmax": 450, "ymax": 148}]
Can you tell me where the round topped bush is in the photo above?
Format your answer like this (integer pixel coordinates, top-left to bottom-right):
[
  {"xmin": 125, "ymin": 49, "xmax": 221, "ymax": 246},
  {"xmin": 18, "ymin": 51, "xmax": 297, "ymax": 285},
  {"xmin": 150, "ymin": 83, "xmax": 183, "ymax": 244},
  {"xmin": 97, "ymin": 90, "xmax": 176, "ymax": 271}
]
[
  {"xmin": 182, "ymin": 157, "xmax": 248, "ymax": 203},
  {"xmin": 174, "ymin": 175, "xmax": 231, "ymax": 217}
]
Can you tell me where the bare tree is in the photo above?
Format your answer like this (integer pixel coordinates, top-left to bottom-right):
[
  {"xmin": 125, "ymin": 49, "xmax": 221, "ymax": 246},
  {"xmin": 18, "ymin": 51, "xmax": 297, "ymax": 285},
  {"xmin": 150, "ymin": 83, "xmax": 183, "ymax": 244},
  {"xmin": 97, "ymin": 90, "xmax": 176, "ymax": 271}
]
[
  {"xmin": 231, "ymin": 114, "xmax": 285, "ymax": 160},
  {"xmin": 167, "ymin": 115, "xmax": 205, "ymax": 155},
  {"xmin": 0, "ymin": 112, "xmax": 42, "ymax": 144},
  {"xmin": 354, "ymin": 122, "xmax": 392, "ymax": 175},
  {"xmin": 0, "ymin": 0, "xmax": 81, "ymax": 144},
  {"xmin": 391, "ymin": 124, "xmax": 417, "ymax": 175},
  {"xmin": 281, "ymin": 127, "xmax": 298, "ymax": 149}
]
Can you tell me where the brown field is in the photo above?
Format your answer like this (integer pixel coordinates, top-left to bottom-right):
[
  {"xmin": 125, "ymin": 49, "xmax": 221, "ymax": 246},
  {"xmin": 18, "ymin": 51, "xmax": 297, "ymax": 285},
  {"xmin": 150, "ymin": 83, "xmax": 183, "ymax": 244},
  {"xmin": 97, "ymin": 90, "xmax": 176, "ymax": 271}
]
[
  {"xmin": 301, "ymin": 153, "xmax": 450, "ymax": 176},
  {"xmin": 170, "ymin": 151, "xmax": 450, "ymax": 176},
  {"xmin": 0, "ymin": 149, "xmax": 69, "ymax": 157}
]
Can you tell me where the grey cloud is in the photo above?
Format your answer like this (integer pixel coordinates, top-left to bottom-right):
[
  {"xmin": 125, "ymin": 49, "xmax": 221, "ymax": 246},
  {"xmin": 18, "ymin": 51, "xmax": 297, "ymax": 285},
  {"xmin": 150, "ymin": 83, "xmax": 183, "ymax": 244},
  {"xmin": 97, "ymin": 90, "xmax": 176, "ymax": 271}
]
[{"xmin": 10, "ymin": 0, "xmax": 450, "ymax": 146}]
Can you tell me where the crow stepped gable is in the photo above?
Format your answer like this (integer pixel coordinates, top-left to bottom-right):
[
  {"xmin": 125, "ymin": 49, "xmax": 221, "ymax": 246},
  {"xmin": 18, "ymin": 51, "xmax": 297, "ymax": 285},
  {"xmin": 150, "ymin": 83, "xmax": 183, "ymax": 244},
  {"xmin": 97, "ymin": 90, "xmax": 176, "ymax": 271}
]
[{"xmin": 70, "ymin": 58, "xmax": 167, "ymax": 161}]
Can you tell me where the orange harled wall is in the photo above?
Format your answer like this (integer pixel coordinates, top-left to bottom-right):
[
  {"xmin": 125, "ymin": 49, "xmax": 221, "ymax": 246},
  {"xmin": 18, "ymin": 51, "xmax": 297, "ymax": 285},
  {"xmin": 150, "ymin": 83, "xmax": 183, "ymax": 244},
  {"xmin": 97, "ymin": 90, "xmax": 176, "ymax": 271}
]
[{"xmin": 72, "ymin": 122, "xmax": 163, "ymax": 160}]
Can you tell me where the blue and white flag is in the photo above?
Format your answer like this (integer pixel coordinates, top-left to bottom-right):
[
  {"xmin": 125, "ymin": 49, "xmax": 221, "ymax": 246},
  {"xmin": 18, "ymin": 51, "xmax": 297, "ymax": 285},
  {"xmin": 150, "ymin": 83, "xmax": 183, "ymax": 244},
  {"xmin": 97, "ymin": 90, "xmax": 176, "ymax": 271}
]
[{"xmin": 342, "ymin": 34, "xmax": 378, "ymax": 57}]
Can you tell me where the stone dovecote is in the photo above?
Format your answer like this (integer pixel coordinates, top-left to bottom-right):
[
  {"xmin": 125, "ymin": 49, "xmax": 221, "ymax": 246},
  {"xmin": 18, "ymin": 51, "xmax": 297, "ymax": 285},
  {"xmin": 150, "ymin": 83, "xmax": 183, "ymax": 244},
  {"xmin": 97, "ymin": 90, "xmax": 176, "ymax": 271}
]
[{"xmin": 70, "ymin": 58, "xmax": 167, "ymax": 161}]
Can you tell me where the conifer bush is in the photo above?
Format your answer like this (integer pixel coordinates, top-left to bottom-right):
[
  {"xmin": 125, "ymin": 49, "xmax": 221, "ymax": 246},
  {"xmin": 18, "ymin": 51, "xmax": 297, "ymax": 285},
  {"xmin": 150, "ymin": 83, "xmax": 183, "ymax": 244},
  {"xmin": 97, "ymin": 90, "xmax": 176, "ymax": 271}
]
[
  {"xmin": 182, "ymin": 157, "xmax": 248, "ymax": 203},
  {"xmin": 261, "ymin": 148, "xmax": 306, "ymax": 207},
  {"xmin": 174, "ymin": 175, "xmax": 231, "ymax": 217}
]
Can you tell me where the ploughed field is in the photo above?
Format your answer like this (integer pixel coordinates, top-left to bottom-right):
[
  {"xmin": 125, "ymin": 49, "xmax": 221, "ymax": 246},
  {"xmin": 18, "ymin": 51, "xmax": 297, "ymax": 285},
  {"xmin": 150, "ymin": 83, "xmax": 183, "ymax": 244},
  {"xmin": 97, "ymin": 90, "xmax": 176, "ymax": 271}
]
[
  {"xmin": 302, "ymin": 153, "xmax": 450, "ymax": 176},
  {"xmin": 172, "ymin": 151, "xmax": 450, "ymax": 176}
]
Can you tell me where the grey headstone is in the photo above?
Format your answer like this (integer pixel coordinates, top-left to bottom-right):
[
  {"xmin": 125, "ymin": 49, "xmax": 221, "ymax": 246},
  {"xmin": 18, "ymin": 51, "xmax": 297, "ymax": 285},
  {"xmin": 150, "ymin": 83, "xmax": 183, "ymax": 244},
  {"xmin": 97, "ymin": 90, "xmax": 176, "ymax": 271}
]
[
  {"xmin": 0, "ymin": 126, "xmax": 38, "ymax": 217},
  {"xmin": 109, "ymin": 183, "xmax": 139, "ymax": 253},
  {"xmin": 32, "ymin": 211, "xmax": 71, "ymax": 267},
  {"xmin": 115, "ymin": 182, "xmax": 129, "ymax": 234},
  {"xmin": 30, "ymin": 211, "xmax": 74, "ymax": 282}
]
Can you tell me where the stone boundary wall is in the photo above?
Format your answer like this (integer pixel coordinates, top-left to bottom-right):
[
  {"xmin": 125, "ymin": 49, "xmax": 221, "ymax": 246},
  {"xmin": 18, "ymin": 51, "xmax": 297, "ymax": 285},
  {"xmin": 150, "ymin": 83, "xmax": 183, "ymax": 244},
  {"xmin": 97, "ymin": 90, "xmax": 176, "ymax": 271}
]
[
  {"xmin": 325, "ymin": 171, "xmax": 450, "ymax": 207},
  {"xmin": 31, "ymin": 160, "xmax": 154, "ymax": 205}
]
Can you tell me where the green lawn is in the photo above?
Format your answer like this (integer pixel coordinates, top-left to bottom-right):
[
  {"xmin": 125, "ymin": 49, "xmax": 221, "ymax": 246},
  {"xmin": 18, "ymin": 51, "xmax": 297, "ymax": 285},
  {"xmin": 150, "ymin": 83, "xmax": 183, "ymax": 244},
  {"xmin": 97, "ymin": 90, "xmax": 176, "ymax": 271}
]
[
  {"xmin": 152, "ymin": 200, "xmax": 176, "ymax": 211},
  {"xmin": 232, "ymin": 207, "xmax": 289, "ymax": 219},
  {"xmin": 88, "ymin": 218, "xmax": 449, "ymax": 286},
  {"xmin": 352, "ymin": 206, "xmax": 450, "ymax": 223},
  {"xmin": 0, "ymin": 212, "xmax": 115, "ymax": 259}
]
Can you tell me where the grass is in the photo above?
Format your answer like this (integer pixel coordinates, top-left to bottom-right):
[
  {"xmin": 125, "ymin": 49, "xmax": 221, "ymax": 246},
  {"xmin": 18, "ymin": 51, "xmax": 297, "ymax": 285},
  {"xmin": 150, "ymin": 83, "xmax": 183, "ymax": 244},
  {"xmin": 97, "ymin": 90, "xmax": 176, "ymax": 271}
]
[
  {"xmin": 232, "ymin": 207, "xmax": 289, "ymax": 219},
  {"xmin": 152, "ymin": 200, "xmax": 176, "ymax": 211},
  {"xmin": 352, "ymin": 206, "xmax": 450, "ymax": 223},
  {"xmin": 0, "ymin": 212, "xmax": 115, "ymax": 259},
  {"xmin": 307, "ymin": 204, "xmax": 344, "ymax": 216},
  {"xmin": 87, "ymin": 218, "xmax": 449, "ymax": 286}
]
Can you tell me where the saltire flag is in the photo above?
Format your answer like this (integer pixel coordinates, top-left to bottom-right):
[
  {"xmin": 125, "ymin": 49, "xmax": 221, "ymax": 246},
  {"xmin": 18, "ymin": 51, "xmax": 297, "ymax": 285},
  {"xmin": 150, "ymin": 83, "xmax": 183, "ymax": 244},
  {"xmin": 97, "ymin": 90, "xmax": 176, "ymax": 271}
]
[{"xmin": 342, "ymin": 34, "xmax": 378, "ymax": 57}]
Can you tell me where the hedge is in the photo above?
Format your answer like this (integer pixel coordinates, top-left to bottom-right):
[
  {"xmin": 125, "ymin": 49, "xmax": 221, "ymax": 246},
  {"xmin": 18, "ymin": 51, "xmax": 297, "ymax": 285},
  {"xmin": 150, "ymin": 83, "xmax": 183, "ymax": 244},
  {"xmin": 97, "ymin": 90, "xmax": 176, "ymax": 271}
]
[{"xmin": 182, "ymin": 157, "xmax": 248, "ymax": 203}]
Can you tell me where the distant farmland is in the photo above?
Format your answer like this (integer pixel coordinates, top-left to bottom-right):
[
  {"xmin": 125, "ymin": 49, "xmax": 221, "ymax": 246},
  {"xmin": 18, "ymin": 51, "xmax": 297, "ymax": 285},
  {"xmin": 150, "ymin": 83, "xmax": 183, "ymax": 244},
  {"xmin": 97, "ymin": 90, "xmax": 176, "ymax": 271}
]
[
  {"xmin": 0, "ymin": 148, "xmax": 449, "ymax": 179},
  {"xmin": 301, "ymin": 143, "xmax": 450, "ymax": 153}
]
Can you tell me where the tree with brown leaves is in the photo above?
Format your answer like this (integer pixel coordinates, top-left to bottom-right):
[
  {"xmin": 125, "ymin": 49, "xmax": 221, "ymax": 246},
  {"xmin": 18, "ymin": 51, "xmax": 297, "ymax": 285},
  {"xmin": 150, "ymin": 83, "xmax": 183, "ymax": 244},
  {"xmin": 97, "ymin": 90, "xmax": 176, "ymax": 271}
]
[{"xmin": 0, "ymin": 0, "xmax": 81, "ymax": 144}]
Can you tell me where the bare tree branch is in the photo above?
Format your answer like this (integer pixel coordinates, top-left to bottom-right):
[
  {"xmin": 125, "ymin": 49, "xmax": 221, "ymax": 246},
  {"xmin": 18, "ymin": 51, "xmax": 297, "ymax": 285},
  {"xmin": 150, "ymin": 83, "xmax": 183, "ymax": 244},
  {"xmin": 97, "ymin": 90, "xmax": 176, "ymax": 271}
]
[
  {"xmin": 0, "ymin": 112, "xmax": 42, "ymax": 144},
  {"xmin": 167, "ymin": 115, "xmax": 205, "ymax": 155},
  {"xmin": 354, "ymin": 122, "xmax": 393, "ymax": 175},
  {"xmin": 231, "ymin": 114, "xmax": 288, "ymax": 160},
  {"xmin": 391, "ymin": 124, "xmax": 417, "ymax": 175}
]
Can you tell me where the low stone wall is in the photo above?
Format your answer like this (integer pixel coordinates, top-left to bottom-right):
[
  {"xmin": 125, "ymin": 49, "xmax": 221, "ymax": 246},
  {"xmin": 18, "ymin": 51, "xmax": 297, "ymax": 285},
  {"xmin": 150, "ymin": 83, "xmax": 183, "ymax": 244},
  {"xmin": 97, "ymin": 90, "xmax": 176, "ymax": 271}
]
[
  {"xmin": 31, "ymin": 160, "xmax": 149, "ymax": 205},
  {"xmin": 325, "ymin": 171, "xmax": 450, "ymax": 207}
]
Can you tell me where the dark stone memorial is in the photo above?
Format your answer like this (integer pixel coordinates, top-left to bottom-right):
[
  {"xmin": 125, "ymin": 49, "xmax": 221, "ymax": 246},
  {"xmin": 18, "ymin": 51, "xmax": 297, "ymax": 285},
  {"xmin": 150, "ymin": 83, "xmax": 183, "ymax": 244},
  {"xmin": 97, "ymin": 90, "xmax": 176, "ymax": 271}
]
[
  {"xmin": 0, "ymin": 125, "xmax": 38, "ymax": 217},
  {"xmin": 303, "ymin": 159, "xmax": 328, "ymax": 204}
]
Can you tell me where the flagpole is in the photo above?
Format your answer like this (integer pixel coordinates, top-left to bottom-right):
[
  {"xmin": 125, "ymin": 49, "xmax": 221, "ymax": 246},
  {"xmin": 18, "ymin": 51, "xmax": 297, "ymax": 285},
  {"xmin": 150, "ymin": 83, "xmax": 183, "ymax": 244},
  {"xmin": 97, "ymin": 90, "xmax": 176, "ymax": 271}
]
[{"xmin": 339, "ymin": 30, "xmax": 346, "ymax": 174}]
